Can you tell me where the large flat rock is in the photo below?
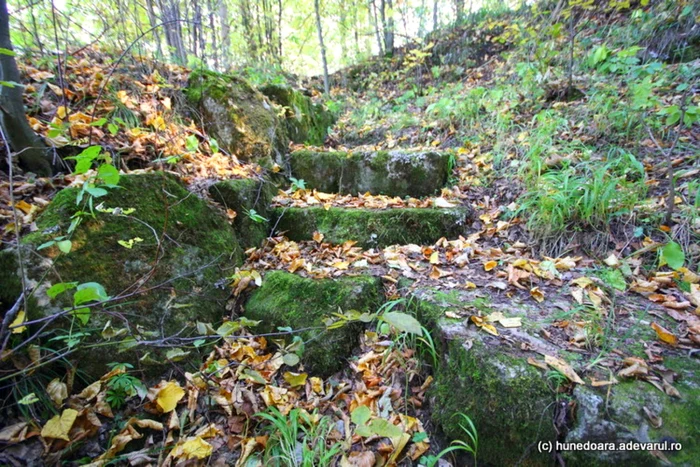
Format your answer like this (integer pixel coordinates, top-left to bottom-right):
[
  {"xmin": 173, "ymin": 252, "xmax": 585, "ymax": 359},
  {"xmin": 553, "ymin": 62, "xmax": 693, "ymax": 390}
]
[
  {"xmin": 270, "ymin": 206, "xmax": 470, "ymax": 248},
  {"xmin": 288, "ymin": 149, "xmax": 452, "ymax": 198},
  {"xmin": 244, "ymin": 271, "xmax": 383, "ymax": 376}
]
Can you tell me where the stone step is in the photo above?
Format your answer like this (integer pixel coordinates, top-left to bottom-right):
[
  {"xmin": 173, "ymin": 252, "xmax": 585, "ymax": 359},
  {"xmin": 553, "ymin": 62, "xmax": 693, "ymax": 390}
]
[
  {"xmin": 288, "ymin": 149, "xmax": 452, "ymax": 198},
  {"xmin": 270, "ymin": 205, "xmax": 471, "ymax": 248}
]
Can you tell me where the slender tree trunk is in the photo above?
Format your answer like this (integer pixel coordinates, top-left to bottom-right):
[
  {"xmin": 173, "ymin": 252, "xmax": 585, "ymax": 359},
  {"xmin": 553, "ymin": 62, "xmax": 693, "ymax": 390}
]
[
  {"xmin": 370, "ymin": 0, "xmax": 383, "ymax": 54},
  {"xmin": 207, "ymin": 0, "xmax": 218, "ymax": 68},
  {"xmin": 381, "ymin": 0, "xmax": 394, "ymax": 56},
  {"xmin": 0, "ymin": 0, "xmax": 52, "ymax": 176},
  {"xmin": 352, "ymin": 0, "xmax": 361, "ymax": 58},
  {"xmin": 339, "ymin": 1, "xmax": 348, "ymax": 65},
  {"xmin": 418, "ymin": 0, "xmax": 426, "ymax": 37},
  {"xmin": 277, "ymin": 0, "xmax": 283, "ymax": 58},
  {"xmin": 220, "ymin": 2, "xmax": 231, "ymax": 69},
  {"xmin": 239, "ymin": 0, "xmax": 258, "ymax": 62},
  {"xmin": 145, "ymin": 0, "xmax": 164, "ymax": 59},
  {"xmin": 432, "ymin": 0, "xmax": 438, "ymax": 31},
  {"xmin": 314, "ymin": 0, "xmax": 329, "ymax": 94},
  {"xmin": 454, "ymin": 0, "xmax": 464, "ymax": 23}
]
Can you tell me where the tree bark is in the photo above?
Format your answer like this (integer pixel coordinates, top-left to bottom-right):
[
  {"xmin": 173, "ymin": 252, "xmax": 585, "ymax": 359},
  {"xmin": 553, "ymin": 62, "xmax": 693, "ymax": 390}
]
[
  {"xmin": 314, "ymin": 0, "xmax": 329, "ymax": 95},
  {"xmin": 381, "ymin": 0, "xmax": 394, "ymax": 56},
  {"xmin": 370, "ymin": 0, "xmax": 383, "ymax": 55},
  {"xmin": 433, "ymin": 0, "xmax": 438, "ymax": 31},
  {"xmin": 0, "ymin": 0, "xmax": 52, "ymax": 176}
]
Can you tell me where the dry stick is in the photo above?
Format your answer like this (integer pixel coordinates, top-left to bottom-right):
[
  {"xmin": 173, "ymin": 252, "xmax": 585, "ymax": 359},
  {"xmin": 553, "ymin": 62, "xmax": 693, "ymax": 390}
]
[{"xmin": 0, "ymin": 125, "xmax": 29, "ymax": 352}]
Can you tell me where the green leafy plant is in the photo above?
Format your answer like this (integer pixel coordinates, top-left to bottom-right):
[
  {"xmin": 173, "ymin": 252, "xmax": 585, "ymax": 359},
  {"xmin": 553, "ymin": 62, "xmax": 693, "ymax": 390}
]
[
  {"xmin": 290, "ymin": 177, "xmax": 306, "ymax": 192},
  {"xmin": 105, "ymin": 363, "xmax": 147, "ymax": 409},
  {"xmin": 255, "ymin": 407, "xmax": 341, "ymax": 466},
  {"xmin": 244, "ymin": 208, "xmax": 268, "ymax": 224}
]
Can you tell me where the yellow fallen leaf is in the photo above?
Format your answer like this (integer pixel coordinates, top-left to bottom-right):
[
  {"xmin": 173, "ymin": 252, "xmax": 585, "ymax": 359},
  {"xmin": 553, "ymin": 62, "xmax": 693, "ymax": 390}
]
[
  {"xmin": 313, "ymin": 231, "xmax": 324, "ymax": 243},
  {"xmin": 464, "ymin": 281, "xmax": 477, "ymax": 289},
  {"xmin": 156, "ymin": 381, "xmax": 185, "ymax": 413},
  {"xmin": 429, "ymin": 251, "xmax": 439, "ymax": 264},
  {"xmin": 651, "ymin": 322, "xmax": 678, "ymax": 346},
  {"xmin": 10, "ymin": 310, "xmax": 26, "ymax": 334},
  {"xmin": 283, "ymin": 371, "xmax": 308, "ymax": 387},
  {"xmin": 175, "ymin": 436, "xmax": 213, "ymax": 460},
  {"xmin": 332, "ymin": 261, "xmax": 350, "ymax": 270},
  {"xmin": 41, "ymin": 408, "xmax": 78, "ymax": 441},
  {"xmin": 604, "ymin": 254, "xmax": 619, "ymax": 267},
  {"xmin": 484, "ymin": 261, "xmax": 498, "ymax": 271},
  {"xmin": 544, "ymin": 355, "xmax": 584, "ymax": 385},
  {"xmin": 530, "ymin": 287, "xmax": 545, "ymax": 303},
  {"xmin": 470, "ymin": 315, "xmax": 498, "ymax": 336},
  {"xmin": 56, "ymin": 106, "xmax": 68, "ymax": 119}
]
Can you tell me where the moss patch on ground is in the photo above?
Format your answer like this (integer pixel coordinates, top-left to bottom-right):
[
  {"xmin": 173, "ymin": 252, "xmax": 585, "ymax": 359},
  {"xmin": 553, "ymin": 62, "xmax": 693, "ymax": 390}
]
[
  {"xmin": 289, "ymin": 150, "xmax": 451, "ymax": 198},
  {"xmin": 209, "ymin": 178, "xmax": 277, "ymax": 249},
  {"xmin": 270, "ymin": 206, "xmax": 471, "ymax": 248},
  {"xmin": 259, "ymin": 84, "xmax": 335, "ymax": 146},
  {"xmin": 18, "ymin": 172, "xmax": 242, "ymax": 379},
  {"xmin": 185, "ymin": 70, "xmax": 288, "ymax": 166},
  {"xmin": 244, "ymin": 271, "xmax": 383, "ymax": 376}
]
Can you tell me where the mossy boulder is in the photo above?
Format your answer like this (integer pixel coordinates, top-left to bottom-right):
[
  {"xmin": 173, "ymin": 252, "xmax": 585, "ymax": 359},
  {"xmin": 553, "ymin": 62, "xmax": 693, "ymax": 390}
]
[
  {"xmin": 244, "ymin": 271, "xmax": 383, "ymax": 376},
  {"xmin": 0, "ymin": 249, "xmax": 22, "ymax": 313},
  {"xmin": 185, "ymin": 69, "xmax": 288, "ymax": 166},
  {"xmin": 566, "ymin": 356, "xmax": 700, "ymax": 466},
  {"xmin": 259, "ymin": 85, "xmax": 335, "ymax": 146},
  {"xmin": 270, "ymin": 206, "xmax": 471, "ymax": 248},
  {"xmin": 289, "ymin": 150, "xmax": 452, "ymax": 198},
  {"xmin": 430, "ymin": 317, "xmax": 557, "ymax": 465},
  {"xmin": 15, "ymin": 173, "xmax": 242, "ymax": 379},
  {"xmin": 209, "ymin": 178, "xmax": 277, "ymax": 249}
]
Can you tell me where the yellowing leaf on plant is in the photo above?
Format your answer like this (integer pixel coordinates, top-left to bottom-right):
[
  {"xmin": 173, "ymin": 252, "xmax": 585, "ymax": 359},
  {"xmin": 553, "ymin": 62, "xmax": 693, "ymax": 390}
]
[
  {"xmin": 10, "ymin": 310, "xmax": 26, "ymax": 334},
  {"xmin": 651, "ymin": 322, "xmax": 678, "ymax": 346},
  {"xmin": 156, "ymin": 381, "xmax": 185, "ymax": 413},
  {"xmin": 41, "ymin": 408, "xmax": 78, "ymax": 441}
]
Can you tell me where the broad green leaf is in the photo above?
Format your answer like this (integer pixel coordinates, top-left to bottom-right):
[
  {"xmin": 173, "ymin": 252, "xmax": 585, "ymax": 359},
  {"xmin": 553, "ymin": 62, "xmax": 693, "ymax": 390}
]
[
  {"xmin": 186, "ymin": 135, "xmax": 199, "ymax": 152},
  {"xmin": 381, "ymin": 312, "xmax": 422, "ymax": 335},
  {"xmin": 97, "ymin": 164, "xmax": 120, "ymax": 186},
  {"xmin": 0, "ymin": 47, "xmax": 16, "ymax": 56},
  {"xmin": 660, "ymin": 241, "xmax": 685, "ymax": 270},
  {"xmin": 73, "ymin": 282, "xmax": 109, "ymax": 306},
  {"xmin": 166, "ymin": 348, "xmax": 190, "ymax": 361},
  {"xmin": 282, "ymin": 371, "xmax": 307, "ymax": 387},
  {"xmin": 351, "ymin": 405, "xmax": 371, "ymax": 426},
  {"xmin": 47, "ymin": 282, "xmax": 78, "ymax": 299},
  {"xmin": 367, "ymin": 418, "xmax": 403, "ymax": 438},
  {"xmin": 71, "ymin": 307, "xmax": 91, "ymax": 325},
  {"xmin": 282, "ymin": 353, "xmax": 300, "ymax": 366},
  {"xmin": 216, "ymin": 321, "xmax": 241, "ymax": 337},
  {"xmin": 57, "ymin": 239, "xmax": 72, "ymax": 254},
  {"xmin": 209, "ymin": 138, "xmax": 219, "ymax": 153}
]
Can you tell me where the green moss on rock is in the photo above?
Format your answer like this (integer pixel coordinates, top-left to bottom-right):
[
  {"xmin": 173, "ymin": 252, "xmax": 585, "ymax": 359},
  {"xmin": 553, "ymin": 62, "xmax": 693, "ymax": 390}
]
[
  {"xmin": 244, "ymin": 271, "xmax": 382, "ymax": 376},
  {"xmin": 289, "ymin": 150, "xmax": 451, "ymax": 198},
  {"xmin": 209, "ymin": 178, "xmax": 277, "ymax": 249},
  {"xmin": 0, "ymin": 249, "xmax": 22, "ymax": 312},
  {"xmin": 270, "ymin": 206, "xmax": 470, "ymax": 248},
  {"xmin": 431, "ymin": 319, "xmax": 556, "ymax": 465},
  {"xmin": 259, "ymin": 84, "xmax": 335, "ymax": 146},
  {"xmin": 185, "ymin": 70, "xmax": 288, "ymax": 166},
  {"xmin": 18, "ymin": 173, "xmax": 242, "ymax": 379},
  {"xmin": 566, "ymin": 356, "xmax": 700, "ymax": 466}
]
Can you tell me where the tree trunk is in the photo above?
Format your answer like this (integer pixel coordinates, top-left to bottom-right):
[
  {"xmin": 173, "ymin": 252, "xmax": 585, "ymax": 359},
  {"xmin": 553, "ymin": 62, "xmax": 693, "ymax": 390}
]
[
  {"xmin": 220, "ymin": 2, "xmax": 231, "ymax": 69},
  {"xmin": 381, "ymin": 0, "xmax": 394, "ymax": 56},
  {"xmin": 454, "ymin": 0, "xmax": 464, "ymax": 23},
  {"xmin": 277, "ymin": 0, "xmax": 283, "ymax": 58},
  {"xmin": 370, "ymin": 0, "xmax": 383, "ymax": 55},
  {"xmin": 0, "ymin": 0, "xmax": 52, "ymax": 176},
  {"xmin": 314, "ymin": 0, "xmax": 329, "ymax": 95},
  {"xmin": 433, "ymin": 0, "xmax": 438, "ymax": 31}
]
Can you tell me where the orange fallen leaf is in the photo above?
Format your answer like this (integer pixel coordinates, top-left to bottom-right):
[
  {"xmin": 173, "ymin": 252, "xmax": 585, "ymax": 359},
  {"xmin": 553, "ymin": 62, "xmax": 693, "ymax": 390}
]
[{"xmin": 651, "ymin": 322, "xmax": 678, "ymax": 346}]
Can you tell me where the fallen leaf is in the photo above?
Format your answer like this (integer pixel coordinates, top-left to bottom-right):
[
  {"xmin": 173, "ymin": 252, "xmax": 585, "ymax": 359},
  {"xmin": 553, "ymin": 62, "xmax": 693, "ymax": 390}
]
[
  {"xmin": 544, "ymin": 355, "xmax": 584, "ymax": 384},
  {"xmin": 651, "ymin": 322, "xmax": 678, "ymax": 346},
  {"xmin": 41, "ymin": 408, "xmax": 78, "ymax": 441},
  {"xmin": 156, "ymin": 381, "xmax": 185, "ymax": 413}
]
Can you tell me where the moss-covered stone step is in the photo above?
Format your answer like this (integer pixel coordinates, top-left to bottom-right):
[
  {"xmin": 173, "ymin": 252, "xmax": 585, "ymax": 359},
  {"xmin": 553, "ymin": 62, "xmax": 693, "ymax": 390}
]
[
  {"xmin": 270, "ymin": 206, "xmax": 470, "ymax": 248},
  {"xmin": 259, "ymin": 85, "xmax": 335, "ymax": 146},
  {"xmin": 244, "ymin": 271, "xmax": 383, "ymax": 376},
  {"xmin": 12, "ymin": 173, "xmax": 242, "ymax": 379},
  {"xmin": 289, "ymin": 149, "xmax": 452, "ymax": 198},
  {"xmin": 412, "ymin": 295, "xmax": 700, "ymax": 466},
  {"xmin": 209, "ymin": 178, "xmax": 277, "ymax": 249}
]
